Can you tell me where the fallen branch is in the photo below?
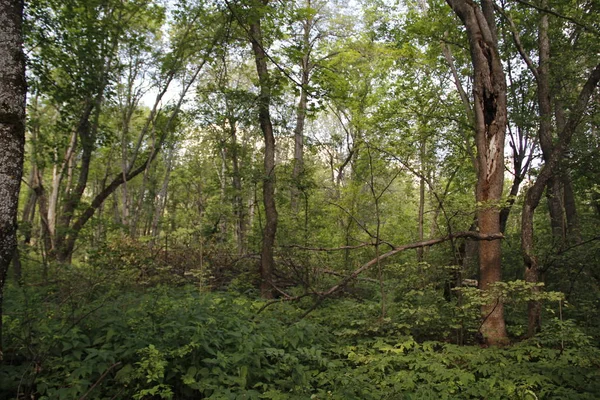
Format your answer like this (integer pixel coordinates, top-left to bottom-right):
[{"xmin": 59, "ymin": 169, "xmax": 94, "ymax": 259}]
[
  {"xmin": 300, "ymin": 231, "xmax": 503, "ymax": 318},
  {"xmin": 79, "ymin": 362, "xmax": 122, "ymax": 400},
  {"xmin": 258, "ymin": 232, "xmax": 503, "ymax": 318}
]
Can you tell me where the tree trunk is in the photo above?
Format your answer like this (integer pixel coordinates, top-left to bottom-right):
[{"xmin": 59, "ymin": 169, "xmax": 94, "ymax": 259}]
[
  {"xmin": 291, "ymin": 1, "xmax": 312, "ymax": 212},
  {"xmin": 522, "ymin": 63, "xmax": 600, "ymax": 337},
  {"xmin": 55, "ymin": 103, "xmax": 98, "ymax": 262},
  {"xmin": 563, "ymin": 175, "xmax": 581, "ymax": 244},
  {"xmin": 0, "ymin": 0, "xmax": 26, "ymax": 357},
  {"xmin": 33, "ymin": 169, "xmax": 52, "ymax": 267},
  {"xmin": 249, "ymin": 2, "xmax": 278, "ymax": 299},
  {"xmin": 499, "ymin": 172, "xmax": 523, "ymax": 234},
  {"xmin": 47, "ymin": 130, "xmax": 77, "ymax": 253},
  {"xmin": 446, "ymin": 0, "xmax": 508, "ymax": 345},
  {"xmin": 537, "ymin": 8, "xmax": 566, "ymax": 245},
  {"xmin": 21, "ymin": 167, "xmax": 38, "ymax": 245},
  {"xmin": 417, "ymin": 136, "xmax": 426, "ymax": 262},
  {"xmin": 150, "ymin": 148, "xmax": 175, "ymax": 244},
  {"xmin": 229, "ymin": 119, "xmax": 246, "ymax": 255}
]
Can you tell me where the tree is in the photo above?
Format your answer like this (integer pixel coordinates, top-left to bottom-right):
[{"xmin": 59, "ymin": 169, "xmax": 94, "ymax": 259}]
[
  {"xmin": 445, "ymin": 0, "xmax": 509, "ymax": 345},
  {"xmin": 245, "ymin": 0, "xmax": 278, "ymax": 298},
  {"xmin": 495, "ymin": 0, "xmax": 600, "ymax": 336},
  {"xmin": 0, "ymin": 0, "xmax": 26, "ymax": 356},
  {"xmin": 521, "ymin": 64, "xmax": 600, "ymax": 335},
  {"xmin": 26, "ymin": 0, "xmax": 220, "ymax": 261}
]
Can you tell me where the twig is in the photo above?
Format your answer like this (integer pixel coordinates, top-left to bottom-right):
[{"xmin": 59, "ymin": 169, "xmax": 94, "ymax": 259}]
[
  {"xmin": 494, "ymin": 3, "xmax": 540, "ymax": 82},
  {"xmin": 557, "ymin": 235, "xmax": 600, "ymax": 255},
  {"xmin": 319, "ymin": 269, "xmax": 379, "ymax": 284},
  {"xmin": 78, "ymin": 362, "xmax": 122, "ymax": 400},
  {"xmin": 280, "ymin": 242, "xmax": 373, "ymax": 252},
  {"xmin": 514, "ymin": 0, "xmax": 600, "ymax": 36},
  {"xmin": 256, "ymin": 292, "xmax": 315, "ymax": 314}
]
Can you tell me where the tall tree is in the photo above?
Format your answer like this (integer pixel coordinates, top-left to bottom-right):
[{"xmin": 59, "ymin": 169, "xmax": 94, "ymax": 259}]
[
  {"xmin": 289, "ymin": 0, "xmax": 318, "ymax": 211},
  {"xmin": 522, "ymin": 64, "xmax": 600, "ymax": 335},
  {"xmin": 26, "ymin": 0, "xmax": 220, "ymax": 261},
  {"xmin": 0, "ymin": 0, "xmax": 26, "ymax": 356},
  {"xmin": 247, "ymin": 0, "xmax": 278, "ymax": 298},
  {"xmin": 445, "ymin": 0, "xmax": 508, "ymax": 345},
  {"xmin": 496, "ymin": 0, "xmax": 600, "ymax": 335}
]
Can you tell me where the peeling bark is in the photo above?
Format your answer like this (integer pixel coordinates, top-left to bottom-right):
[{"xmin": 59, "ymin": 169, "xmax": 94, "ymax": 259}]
[{"xmin": 446, "ymin": 0, "xmax": 508, "ymax": 345}]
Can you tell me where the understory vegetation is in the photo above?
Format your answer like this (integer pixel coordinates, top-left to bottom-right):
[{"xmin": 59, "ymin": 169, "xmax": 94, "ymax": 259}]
[{"xmin": 1, "ymin": 243, "xmax": 599, "ymax": 399}]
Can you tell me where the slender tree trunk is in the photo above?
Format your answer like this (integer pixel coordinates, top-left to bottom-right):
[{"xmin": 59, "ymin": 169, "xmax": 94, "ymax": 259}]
[
  {"xmin": 499, "ymin": 169, "xmax": 524, "ymax": 233},
  {"xmin": 291, "ymin": 2, "xmax": 312, "ymax": 212},
  {"xmin": 56, "ymin": 102, "xmax": 99, "ymax": 262},
  {"xmin": 217, "ymin": 145, "xmax": 228, "ymax": 242},
  {"xmin": 150, "ymin": 148, "xmax": 175, "ymax": 244},
  {"xmin": 0, "ymin": 0, "xmax": 26, "ymax": 357},
  {"xmin": 537, "ymin": 8, "xmax": 566, "ymax": 245},
  {"xmin": 554, "ymin": 100, "xmax": 582, "ymax": 244},
  {"xmin": 47, "ymin": 130, "xmax": 77, "ymax": 254},
  {"xmin": 417, "ymin": 136, "xmax": 426, "ymax": 262},
  {"xmin": 21, "ymin": 168, "xmax": 38, "ymax": 245},
  {"xmin": 34, "ymin": 169, "xmax": 52, "ymax": 267},
  {"xmin": 446, "ymin": 0, "xmax": 508, "ymax": 345},
  {"xmin": 563, "ymin": 176, "xmax": 581, "ymax": 243},
  {"xmin": 229, "ymin": 119, "xmax": 246, "ymax": 255},
  {"xmin": 249, "ymin": 2, "xmax": 278, "ymax": 298}
]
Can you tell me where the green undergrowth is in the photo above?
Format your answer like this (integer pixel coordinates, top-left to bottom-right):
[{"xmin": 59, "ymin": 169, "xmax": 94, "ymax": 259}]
[{"xmin": 2, "ymin": 281, "xmax": 599, "ymax": 400}]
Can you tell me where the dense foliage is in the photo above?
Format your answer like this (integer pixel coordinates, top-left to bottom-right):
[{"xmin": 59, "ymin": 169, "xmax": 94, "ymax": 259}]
[
  {"xmin": 2, "ymin": 266, "xmax": 599, "ymax": 399},
  {"xmin": 1, "ymin": 0, "xmax": 599, "ymax": 398}
]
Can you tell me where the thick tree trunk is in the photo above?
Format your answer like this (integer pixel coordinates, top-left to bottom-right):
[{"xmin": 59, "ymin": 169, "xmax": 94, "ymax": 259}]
[
  {"xmin": 0, "ymin": 0, "xmax": 26, "ymax": 357},
  {"xmin": 249, "ymin": 2, "xmax": 278, "ymax": 299},
  {"xmin": 446, "ymin": 0, "xmax": 508, "ymax": 345}
]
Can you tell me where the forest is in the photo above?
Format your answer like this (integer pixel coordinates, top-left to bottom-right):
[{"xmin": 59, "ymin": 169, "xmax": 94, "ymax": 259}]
[{"xmin": 0, "ymin": 0, "xmax": 599, "ymax": 398}]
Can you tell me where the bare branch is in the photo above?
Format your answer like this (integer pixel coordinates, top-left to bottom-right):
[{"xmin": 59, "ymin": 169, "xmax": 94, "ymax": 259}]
[
  {"xmin": 494, "ymin": 3, "xmax": 540, "ymax": 81},
  {"xmin": 280, "ymin": 242, "xmax": 373, "ymax": 252}
]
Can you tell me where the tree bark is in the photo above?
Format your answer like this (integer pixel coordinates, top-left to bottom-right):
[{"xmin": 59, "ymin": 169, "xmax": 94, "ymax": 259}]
[
  {"xmin": 536, "ymin": 8, "xmax": 566, "ymax": 245},
  {"xmin": 249, "ymin": 1, "xmax": 278, "ymax": 299},
  {"xmin": 446, "ymin": 0, "xmax": 508, "ymax": 345},
  {"xmin": 0, "ymin": 0, "xmax": 26, "ymax": 357}
]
